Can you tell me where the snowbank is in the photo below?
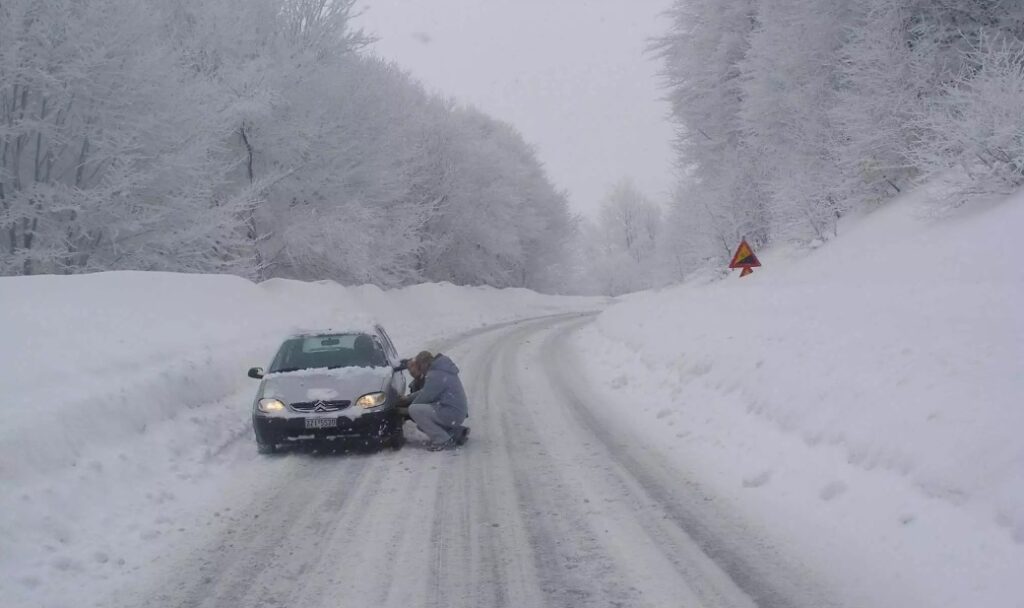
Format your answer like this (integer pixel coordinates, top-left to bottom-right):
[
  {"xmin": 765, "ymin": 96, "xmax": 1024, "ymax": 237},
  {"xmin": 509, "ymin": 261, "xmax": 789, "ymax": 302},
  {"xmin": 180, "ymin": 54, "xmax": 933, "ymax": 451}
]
[
  {"xmin": 0, "ymin": 272, "xmax": 597, "ymax": 606},
  {"xmin": 575, "ymin": 190, "xmax": 1024, "ymax": 607},
  {"xmin": 0, "ymin": 273, "xmax": 592, "ymax": 482}
]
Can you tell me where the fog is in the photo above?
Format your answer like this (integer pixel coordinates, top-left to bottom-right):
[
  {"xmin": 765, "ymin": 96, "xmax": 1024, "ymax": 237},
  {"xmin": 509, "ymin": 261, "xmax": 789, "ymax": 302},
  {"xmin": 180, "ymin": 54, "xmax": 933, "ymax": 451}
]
[{"xmin": 356, "ymin": 0, "xmax": 676, "ymax": 215}]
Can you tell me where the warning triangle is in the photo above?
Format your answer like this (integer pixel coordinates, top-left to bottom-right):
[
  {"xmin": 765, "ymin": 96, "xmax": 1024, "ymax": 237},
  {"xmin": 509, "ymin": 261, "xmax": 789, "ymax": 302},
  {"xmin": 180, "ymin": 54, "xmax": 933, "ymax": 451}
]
[{"xmin": 729, "ymin": 239, "xmax": 761, "ymax": 269}]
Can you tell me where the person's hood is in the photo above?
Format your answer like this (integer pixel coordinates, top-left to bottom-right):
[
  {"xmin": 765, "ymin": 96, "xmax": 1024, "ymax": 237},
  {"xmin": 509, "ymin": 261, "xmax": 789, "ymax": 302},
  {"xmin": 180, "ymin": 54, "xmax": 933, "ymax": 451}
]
[{"xmin": 430, "ymin": 354, "xmax": 459, "ymax": 376}]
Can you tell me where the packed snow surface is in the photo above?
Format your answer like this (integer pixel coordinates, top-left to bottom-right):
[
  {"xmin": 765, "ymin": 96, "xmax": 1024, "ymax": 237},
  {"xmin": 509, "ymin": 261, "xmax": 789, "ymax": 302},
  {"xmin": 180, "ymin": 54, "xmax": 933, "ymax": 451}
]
[
  {"xmin": 0, "ymin": 274, "xmax": 597, "ymax": 607},
  {"xmin": 575, "ymin": 189, "xmax": 1024, "ymax": 606},
  {"xmin": 1, "ymin": 188, "xmax": 1021, "ymax": 608}
]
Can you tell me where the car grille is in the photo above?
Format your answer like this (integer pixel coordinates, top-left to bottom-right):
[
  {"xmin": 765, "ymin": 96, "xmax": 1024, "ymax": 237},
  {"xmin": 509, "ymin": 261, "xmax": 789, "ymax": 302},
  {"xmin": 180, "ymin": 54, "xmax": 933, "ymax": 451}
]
[{"xmin": 290, "ymin": 400, "xmax": 351, "ymax": 413}]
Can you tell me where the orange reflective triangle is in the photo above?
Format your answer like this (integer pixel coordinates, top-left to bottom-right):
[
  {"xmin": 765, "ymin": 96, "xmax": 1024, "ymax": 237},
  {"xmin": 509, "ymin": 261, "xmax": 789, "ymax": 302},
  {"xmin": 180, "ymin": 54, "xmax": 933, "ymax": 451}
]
[{"xmin": 729, "ymin": 239, "xmax": 762, "ymax": 269}]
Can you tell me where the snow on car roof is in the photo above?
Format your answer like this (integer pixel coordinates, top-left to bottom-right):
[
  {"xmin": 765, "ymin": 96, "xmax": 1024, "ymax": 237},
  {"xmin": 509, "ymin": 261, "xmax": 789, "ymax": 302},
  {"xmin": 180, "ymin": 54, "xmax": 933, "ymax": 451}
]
[{"xmin": 288, "ymin": 326, "xmax": 379, "ymax": 338}]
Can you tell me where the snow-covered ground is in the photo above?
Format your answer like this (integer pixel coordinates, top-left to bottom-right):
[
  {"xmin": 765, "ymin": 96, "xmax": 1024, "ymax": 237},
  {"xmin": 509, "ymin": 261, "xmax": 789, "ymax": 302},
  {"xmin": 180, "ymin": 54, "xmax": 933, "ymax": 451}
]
[
  {"xmin": 574, "ymin": 189, "xmax": 1024, "ymax": 606},
  {"xmin": 2, "ymin": 188, "xmax": 1021, "ymax": 608},
  {"xmin": 0, "ymin": 274, "xmax": 599, "ymax": 607}
]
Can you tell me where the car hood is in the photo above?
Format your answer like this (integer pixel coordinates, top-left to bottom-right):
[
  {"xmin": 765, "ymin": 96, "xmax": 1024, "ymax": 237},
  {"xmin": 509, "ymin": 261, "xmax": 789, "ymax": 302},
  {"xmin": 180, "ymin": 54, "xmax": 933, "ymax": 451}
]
[{"xmin": 261, "ymin": 366, "xmax": 391, "ymax": 405}]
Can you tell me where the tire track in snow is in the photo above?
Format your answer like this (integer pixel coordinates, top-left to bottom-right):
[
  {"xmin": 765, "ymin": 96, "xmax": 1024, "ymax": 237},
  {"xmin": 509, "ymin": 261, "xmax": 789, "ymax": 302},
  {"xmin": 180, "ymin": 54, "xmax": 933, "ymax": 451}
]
[
  {"xmin": 539, "ymin": 317, "xmax": 834, "ymax": 608},
  {"xmin": 487, "ymin": 319, "xmax": 647, "ymax": 608},
  {"xmin": 127, "ymin": 453, "xmax": 376, "ymax": 608},
  {"xmin": 106, "ymin": 311, "xmax": 831, "ymax": 608},
  {"xmin": 423, "ymin": 316, "xmax": 552, "ymax": 608}
]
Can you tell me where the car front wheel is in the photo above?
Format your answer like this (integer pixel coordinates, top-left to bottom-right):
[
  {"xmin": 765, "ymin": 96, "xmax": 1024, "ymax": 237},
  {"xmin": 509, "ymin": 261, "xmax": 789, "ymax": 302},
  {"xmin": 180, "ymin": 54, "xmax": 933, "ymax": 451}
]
[
  {"xmin": 257, "ymin": 441, "xmax": 279, "ymax": 455},
  {"xmin": 386, "ymin": 423, "xmax": 405, "ymax": 450}
]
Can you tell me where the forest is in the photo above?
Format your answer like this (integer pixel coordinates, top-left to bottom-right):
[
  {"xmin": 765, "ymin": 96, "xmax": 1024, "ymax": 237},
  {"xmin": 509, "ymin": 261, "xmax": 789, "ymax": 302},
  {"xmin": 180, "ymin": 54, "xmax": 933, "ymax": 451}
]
[
  {"xmin": 642, "ymin": 0, "xmax": 1024, "ymax": 287},
  {"xmin": 3, "ymin": 0, "xmax": 1023, "ymax": 294},
  {"xmin": 479, "ymin": 0, "xmax": 1024, "ymax": 294},
  {"xmin": 0, "ymin": 0, "xmax": 573, "ymax": 290}
]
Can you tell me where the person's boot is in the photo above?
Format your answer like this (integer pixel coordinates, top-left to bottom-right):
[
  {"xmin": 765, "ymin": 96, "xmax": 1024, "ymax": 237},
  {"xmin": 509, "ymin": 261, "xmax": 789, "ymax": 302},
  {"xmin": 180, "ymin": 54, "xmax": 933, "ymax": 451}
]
[
  {"xmin": 426, "ymin": 437, "xmax": 456, "ymax": 451},
  {"xmin": 454, "ymin": 426, "xmax": 470, "ymax": 446}
]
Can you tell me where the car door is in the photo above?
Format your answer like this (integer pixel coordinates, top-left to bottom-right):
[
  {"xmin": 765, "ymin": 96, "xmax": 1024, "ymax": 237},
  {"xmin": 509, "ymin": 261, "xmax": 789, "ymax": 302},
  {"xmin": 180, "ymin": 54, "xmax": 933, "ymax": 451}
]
[
  {"xmin": 374, "ymin": 324, "xmax": 400, "ymax": 365},
  {"xmin": 375, "ymin": 324, "xmax": 406, "ymax": 394}
]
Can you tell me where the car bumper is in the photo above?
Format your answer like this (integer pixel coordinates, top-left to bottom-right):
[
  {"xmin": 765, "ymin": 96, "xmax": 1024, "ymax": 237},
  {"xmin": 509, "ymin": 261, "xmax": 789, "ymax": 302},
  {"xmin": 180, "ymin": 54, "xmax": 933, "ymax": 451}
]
[{"xmin": 253, "ymin": 409, "xmax": 400, "ymax": 446}]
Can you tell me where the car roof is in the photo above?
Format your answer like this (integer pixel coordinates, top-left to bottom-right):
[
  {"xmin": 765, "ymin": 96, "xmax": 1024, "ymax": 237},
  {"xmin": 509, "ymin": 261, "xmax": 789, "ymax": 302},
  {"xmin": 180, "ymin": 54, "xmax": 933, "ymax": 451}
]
[{"xmin": 287, "ymin": 327, "xmax": 380, "ymax": 339}]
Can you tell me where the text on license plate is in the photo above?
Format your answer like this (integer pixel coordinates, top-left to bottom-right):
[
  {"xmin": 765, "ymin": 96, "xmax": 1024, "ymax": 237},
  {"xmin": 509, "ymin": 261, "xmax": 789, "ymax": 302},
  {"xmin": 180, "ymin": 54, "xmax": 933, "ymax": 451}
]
[{"xmin": 305, "ymin": 417, "xmax": 338, "ymax": 429}]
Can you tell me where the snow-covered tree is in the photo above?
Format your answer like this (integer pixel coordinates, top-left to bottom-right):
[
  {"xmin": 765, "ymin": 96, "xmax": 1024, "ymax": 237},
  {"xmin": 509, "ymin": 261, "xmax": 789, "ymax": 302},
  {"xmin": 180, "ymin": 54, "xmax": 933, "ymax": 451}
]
[
  {"xmin": 651, "ymin": 0, "xmax": 768, "ymax": 271},
  {"xmin": 0, "ymin": 0, "xmax": 251, "ymax": 275},
  {"xmin": 0, "ymin": 0, "xmax": 574, "ymax": 290},
  {"xmin": 577, "ymin": 179, "xmax": 665, "ymax": 295},
  {"xmin": 655, "ymin": 0, "xmax": 1024, "ymax": 281},
  {"xmin": 738, "ymin": 0, "xmax": 849, "ymax": 241}
]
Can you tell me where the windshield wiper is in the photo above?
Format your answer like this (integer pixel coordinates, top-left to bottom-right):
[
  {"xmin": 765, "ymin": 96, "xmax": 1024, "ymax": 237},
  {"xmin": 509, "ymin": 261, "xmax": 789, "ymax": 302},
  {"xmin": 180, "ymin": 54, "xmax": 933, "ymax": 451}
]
[{"xmin": 271, "ymin": 367, "xmax": 303, "ymax": 374}]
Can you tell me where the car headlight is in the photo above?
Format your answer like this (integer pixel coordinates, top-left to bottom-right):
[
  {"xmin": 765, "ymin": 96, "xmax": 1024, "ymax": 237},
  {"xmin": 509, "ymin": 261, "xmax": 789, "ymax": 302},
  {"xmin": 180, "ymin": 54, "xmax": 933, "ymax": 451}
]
[
  {"xmin": 356, "ymin": 392, "xmax": 387, "ymax": 409},
  {"xmin": 258, "ymin": 398, "xmax": 286, "ymax": 413}
]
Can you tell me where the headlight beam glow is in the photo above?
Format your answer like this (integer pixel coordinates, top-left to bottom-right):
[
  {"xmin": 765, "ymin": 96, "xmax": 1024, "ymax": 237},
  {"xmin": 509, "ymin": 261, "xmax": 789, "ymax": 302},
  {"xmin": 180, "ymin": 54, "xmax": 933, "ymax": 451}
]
[
  {"xmin": 258, "ymin": 398, "xmax": 287, "ymax": 413},
  {"xmin": 356, "ymin": 392, "xmax": 387, "ymax": 409}
]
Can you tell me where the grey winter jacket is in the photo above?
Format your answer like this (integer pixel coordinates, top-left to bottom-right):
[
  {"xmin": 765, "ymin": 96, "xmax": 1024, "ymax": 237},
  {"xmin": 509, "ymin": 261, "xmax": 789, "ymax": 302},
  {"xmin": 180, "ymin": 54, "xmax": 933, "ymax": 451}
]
[{"xmin": 410, "ymin": 354, "xmax": 468, "ymax": 418}]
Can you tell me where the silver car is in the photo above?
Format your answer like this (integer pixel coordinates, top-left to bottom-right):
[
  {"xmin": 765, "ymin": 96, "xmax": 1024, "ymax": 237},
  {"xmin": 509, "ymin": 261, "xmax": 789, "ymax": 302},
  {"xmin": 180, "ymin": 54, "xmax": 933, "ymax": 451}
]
[{"xmin": 247, "ymin": 325, "xmax": 407, "ymax": 453}]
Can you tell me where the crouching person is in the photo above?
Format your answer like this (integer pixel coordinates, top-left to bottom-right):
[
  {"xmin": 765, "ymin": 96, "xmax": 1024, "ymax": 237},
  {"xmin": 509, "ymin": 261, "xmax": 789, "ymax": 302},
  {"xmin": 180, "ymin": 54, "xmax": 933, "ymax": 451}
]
[{"xmin": 407, "ymin": 351, "xmax": 470, "ymax": 451}]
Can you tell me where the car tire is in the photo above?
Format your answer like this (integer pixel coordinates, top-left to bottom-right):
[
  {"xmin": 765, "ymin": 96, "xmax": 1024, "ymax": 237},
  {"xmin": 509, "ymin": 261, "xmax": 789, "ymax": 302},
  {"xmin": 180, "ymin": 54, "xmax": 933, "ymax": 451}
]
[
  {"xmin": 257, "ymin": 441, "xmax": 279, "ymax": 455},
  {"xmin": 387, "ymin": 426, "xmax": 405, "ymax": 450}
]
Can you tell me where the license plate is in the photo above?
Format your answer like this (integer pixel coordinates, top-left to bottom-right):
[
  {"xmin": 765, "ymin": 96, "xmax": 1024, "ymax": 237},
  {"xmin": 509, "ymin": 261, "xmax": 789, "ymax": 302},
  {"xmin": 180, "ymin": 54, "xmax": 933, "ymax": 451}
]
[{"xmin": 305, "ymin": 417, "xmax": 337, "ymax": 429}]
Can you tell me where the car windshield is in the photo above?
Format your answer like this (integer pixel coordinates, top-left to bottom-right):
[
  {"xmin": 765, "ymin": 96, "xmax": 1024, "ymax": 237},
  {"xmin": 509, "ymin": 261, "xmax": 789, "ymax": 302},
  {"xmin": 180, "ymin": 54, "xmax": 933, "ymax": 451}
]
[{"xmin": 268, "ymin": 333, "xmax": 388, "ymax": 373}]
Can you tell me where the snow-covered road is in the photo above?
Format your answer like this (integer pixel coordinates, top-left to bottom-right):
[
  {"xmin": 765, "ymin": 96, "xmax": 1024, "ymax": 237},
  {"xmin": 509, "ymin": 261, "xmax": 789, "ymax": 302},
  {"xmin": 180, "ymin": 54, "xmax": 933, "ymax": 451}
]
[
  {"xmin": 100, "ymin": 312, "xmax": 829, "ymax": 608},
  {"xmin": 6, "ymin": 187, "xmax": 1021, "ymax": 608}
]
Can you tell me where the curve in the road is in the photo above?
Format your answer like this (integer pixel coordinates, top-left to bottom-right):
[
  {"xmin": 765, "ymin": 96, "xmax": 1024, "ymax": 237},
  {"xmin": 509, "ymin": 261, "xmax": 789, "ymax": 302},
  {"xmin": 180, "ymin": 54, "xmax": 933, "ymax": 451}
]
[{"xmin": 110, "ymin": 313, "xmax": 831, "ymax": 608}]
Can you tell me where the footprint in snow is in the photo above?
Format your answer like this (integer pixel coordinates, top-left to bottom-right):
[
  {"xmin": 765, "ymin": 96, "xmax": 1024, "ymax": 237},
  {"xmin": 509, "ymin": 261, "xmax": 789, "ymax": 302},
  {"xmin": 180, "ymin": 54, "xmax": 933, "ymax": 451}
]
[
  {"xmin": 50, "ymin": 555, "xmax": 80, "ymax": 572},
  {"xmin": 742, "ymin": 470, "xmax": 772, "ymax": 488},
  {"xmin": 655, "ymin": 408, "xmax": 673, "ymax": 419},
  {"xmin": 819, "ymin": 480, "xmax": 847, "ymax": 501},
  {"xmin": 140, "ymin": 529, "xmax": 162, "ymax": 541}
]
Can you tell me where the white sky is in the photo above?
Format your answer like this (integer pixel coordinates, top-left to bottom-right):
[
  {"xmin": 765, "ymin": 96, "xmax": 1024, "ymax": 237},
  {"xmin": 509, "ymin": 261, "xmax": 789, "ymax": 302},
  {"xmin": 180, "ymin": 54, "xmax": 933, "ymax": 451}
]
[{"xmin": 355, "ymin": 0, "xmax": 676, "ymax": 216}]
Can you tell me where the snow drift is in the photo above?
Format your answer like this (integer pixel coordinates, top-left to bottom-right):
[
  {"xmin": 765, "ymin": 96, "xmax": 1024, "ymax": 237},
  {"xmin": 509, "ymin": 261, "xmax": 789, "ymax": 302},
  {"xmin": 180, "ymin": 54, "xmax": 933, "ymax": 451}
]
[
  {"xmin": 0, "ymin": 273, "xmax": 596, "ymax": 606},
  {"xmin": 575, "ymin": 189, "xmax": 1024, "ymax": 606},
  {"xmin": 0, "ymin": 273, "xmax": 595, "ymax": 482}
]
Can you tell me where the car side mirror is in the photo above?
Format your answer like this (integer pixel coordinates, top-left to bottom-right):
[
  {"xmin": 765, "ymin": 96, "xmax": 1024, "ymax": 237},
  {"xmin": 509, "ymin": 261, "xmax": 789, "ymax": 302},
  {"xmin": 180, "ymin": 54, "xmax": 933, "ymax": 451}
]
[{"xmin": 248, "ymin": 367, "xmax": 265, "ymax": 379}]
